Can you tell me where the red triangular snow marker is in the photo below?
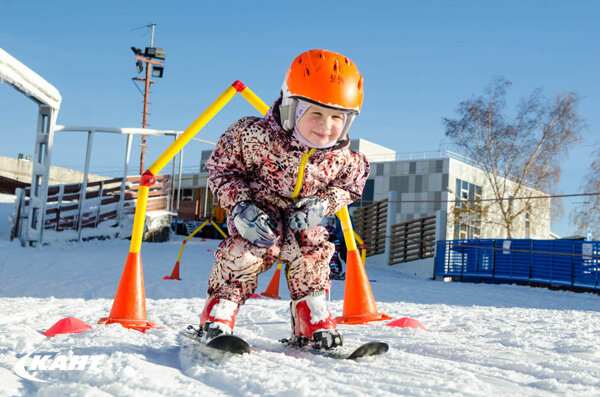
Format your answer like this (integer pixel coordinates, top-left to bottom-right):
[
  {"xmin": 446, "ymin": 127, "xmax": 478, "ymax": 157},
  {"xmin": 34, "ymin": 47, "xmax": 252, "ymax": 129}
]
[
  {"xmin": 249, "ymin": 294, "xmax": 262, "ymax": 299},
  {"xmin": 386, "ymin": 317, "xmax": 427, "ymax": 331},
  {"xmin": 43, "ymin": 317, "xmax": 93, "ymax": 337},
  {"xmin": 201, "ymin": 238, "xmax": 206, "ymax": 242}
]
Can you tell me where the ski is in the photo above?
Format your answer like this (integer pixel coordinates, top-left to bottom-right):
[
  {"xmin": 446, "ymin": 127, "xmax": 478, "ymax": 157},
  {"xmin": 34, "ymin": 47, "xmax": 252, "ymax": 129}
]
[
  {"xmin": 182, "ymin": 326, "xmax": 251, "ymax": 355},
  {"xmin": 279, "ymin": 338, "xmax": 389, "ymax": 360}
]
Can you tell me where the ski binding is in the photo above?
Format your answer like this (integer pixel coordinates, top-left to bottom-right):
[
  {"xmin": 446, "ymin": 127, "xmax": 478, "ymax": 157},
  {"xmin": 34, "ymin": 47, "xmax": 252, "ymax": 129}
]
[{"xmin": 183, "ymin": 325, "xmax": 250, "ymax": 355}]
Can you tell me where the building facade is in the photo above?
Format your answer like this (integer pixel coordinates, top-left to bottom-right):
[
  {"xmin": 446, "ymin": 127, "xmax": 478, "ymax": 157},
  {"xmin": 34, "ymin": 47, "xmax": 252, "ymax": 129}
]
[{"xmin": 351, "ymin": 139, "xmax": 551, "ymax": 240}]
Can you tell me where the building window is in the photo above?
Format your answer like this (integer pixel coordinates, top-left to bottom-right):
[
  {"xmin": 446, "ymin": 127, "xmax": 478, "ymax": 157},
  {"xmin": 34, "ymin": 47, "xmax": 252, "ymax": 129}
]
[
  {"xmin": 453, "ymin": 178, "xmax": 482, "ymax": 239},
  {"xmin": 354, "ymin": 179, "xmax": 374, "ymax": 208}
]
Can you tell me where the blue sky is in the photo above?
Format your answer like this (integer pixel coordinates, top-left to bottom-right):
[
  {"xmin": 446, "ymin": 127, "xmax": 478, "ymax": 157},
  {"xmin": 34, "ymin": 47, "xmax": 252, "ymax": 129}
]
[{"xmin": 1, "ymin": 1, "xmax": 598, "ymax": 236}]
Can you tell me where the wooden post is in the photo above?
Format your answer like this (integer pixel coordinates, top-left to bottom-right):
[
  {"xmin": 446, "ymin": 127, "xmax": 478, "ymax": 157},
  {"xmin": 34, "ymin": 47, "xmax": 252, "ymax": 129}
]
[{"xmin": 56, "ymin": 184, "xmax": 64, "ymax": 231}]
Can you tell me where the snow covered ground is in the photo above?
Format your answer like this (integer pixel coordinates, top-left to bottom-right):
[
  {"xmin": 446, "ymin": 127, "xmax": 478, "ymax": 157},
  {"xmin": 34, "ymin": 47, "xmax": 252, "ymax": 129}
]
[{"xmin": 2, "ymin": 193, "xmax": 600, "ymax": 396}]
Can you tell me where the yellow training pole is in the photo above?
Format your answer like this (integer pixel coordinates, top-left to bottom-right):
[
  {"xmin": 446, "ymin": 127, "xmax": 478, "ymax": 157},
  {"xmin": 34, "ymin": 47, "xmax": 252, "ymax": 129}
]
[
  {"xmin": 148, "ymin": 86, "xmax": 239, "ymax": 176},
  {"xmin": 167, "ymin": 219, "xmax": 228, "ymax": 281},
  {"xmin": 130, "ymin": 185, "xmax": 150, "ymax": 253},
  {"xmin": 336, "ymin": 206, "xmax": 358, "ymax": 252},
  {"xmin": 176, "ymin": 220, "xmax": 210, "ymax": 262},
  {"xmin": 210, "ymin": 220, "xmax": 229, "ymax": 239},
  {"xmin": 335, "ymin": 210, "xmax": 367, "ymax": 264},
  {"xmin": 164, "ymin": 220, "xmax": 210, "ymax": 281},
  {"xmin": 240, "ymin": 86, "xmax": 270, "ymax": 115},
  {"xmin": 353, "ymin": 231, "xmax": 367, "ymax": 264}
]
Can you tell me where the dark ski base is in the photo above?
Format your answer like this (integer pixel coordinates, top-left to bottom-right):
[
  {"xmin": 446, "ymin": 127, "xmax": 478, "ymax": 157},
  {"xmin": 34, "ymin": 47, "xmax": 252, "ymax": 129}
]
[
  {"xmin": 280, "ymin": 339, "xmax": 389, "ymax": 360},
  {"xmin": 183, "ymin": 327, "xmax": 251, "ymax": 355}
]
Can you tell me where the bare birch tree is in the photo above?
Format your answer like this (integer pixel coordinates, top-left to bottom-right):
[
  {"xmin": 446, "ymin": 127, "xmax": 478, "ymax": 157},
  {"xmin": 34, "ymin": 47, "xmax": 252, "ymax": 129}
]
[
  {"xmin": 572, "ymin": 151, "xmax": 600, "ymax": 237},
  {"xmin": 443, "ymin": 78, "xmax": 583, "ymax": 238}
]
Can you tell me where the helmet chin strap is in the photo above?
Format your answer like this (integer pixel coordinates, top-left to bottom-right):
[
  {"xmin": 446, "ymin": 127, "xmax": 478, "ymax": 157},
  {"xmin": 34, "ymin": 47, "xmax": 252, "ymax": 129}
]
[
  {"xmin": 338, "ymin": 113, "xmax": 356, "ymax": 142},
  {"xmin": 280, "ymin": 81, "xmax": 297, "ymax": 132},
  {"xmin": 280, "ymin": 94, "xmax": 297, "ymax": 132}
]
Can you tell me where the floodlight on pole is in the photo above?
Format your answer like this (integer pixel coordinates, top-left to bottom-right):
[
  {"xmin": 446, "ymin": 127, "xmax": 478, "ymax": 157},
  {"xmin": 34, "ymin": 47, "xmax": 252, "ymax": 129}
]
[
  {"xmin": 151, "ymin": 66, "xmax": 164, "ymax": 78},
  {"xmin": 130, "ymin": 23, "xmax": 165, "ymax": 174}
]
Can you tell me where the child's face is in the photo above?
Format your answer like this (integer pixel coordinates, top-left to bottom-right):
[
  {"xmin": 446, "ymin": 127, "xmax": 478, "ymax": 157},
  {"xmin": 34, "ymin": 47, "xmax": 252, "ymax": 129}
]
[{"xmin": 297, "ymin": 105, "xmax": 346, "ymax": 147}]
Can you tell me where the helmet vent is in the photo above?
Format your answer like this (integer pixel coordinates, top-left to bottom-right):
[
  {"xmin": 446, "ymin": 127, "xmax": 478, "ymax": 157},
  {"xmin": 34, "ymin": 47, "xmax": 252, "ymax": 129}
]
[
  {"xmin": 305, "ymin": 67, "xmax": 310, "ymax": 77},
  {"xmin": 344, "ymin": 57, "xmax": 350, "ymax": 65},
  {"xmin": 333, "ymin": 59, "xmax": 339, "ymax": 72},
  {"xmin": 358, "ymin": 77, "xmax": 363, "ymax": 91}
]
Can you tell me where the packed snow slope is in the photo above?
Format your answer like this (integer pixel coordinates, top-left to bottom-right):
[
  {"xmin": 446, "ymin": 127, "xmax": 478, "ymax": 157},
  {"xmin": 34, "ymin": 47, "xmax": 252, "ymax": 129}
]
[{"xmin": 1, "ymin": 194, "xmax": 600, "ymax": 396}]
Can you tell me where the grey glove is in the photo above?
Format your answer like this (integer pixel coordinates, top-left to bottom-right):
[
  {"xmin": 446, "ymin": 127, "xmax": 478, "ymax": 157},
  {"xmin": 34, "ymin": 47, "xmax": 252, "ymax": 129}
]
[
  {"xmin": 231, "ymin": 201, "xmax": 277, "ymax": 248},
  {"xmin": 289, "ymin": 197, "xmax": 328, "ymax": 231}
]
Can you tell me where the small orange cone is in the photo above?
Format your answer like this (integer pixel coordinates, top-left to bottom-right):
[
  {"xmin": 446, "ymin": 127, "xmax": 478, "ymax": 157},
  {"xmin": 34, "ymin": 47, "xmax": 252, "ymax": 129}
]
[
  {"xmin": 99, "ymin": 252, "xmax": 156, "ymax": 332},
  {"xmin": 260, "ymin": 264, "xmax": 282, "ymax": 299},
  {"xmin": 386, "ymin": 317, "xmax": 427, "ymax": 331},
  {"xmin": 163, "ymin": 261, "xmax": 181, "ymax": 280},
  {"xmin": 44, "ymin": 317, "xmax": 92, "ymax": 337},
  {"xmin": 335, "ymin": 249, "xmax": 392, "ymax": 324}
]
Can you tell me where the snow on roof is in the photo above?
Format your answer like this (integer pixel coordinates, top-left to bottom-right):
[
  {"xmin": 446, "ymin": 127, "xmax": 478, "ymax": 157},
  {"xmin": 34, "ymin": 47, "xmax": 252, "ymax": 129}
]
[{"xmin": 0, "ymin": 47, "xmax": 61, "ymax": 109}]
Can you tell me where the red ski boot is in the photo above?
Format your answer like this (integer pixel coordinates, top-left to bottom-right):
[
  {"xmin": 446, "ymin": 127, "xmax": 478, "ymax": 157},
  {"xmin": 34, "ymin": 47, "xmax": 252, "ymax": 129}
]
[
  {"xmin": 290, "ymin": 290, "xmax": 343, "ymax": 349},
  {"xmin": 198, "ymin": 296, "xmax": 239, "ymax": 342}
]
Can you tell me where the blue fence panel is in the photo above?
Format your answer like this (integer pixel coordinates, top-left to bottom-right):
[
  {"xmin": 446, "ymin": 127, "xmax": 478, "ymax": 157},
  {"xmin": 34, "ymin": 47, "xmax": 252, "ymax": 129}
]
[
  {"xmin": 472, "ymin": 239, "xmax": 494, "ymax": 278},
  {"xmin": 435, "ymin": 238, "xmax": 600, "ymax": 292},
  {"xmin": 434, "ymin": 241, "xmax": 447, "ymax": 276},
  {"xmin": 530, "ymin": 240, "xmax": 552, "ymax": 283},
  {"xmin": 462, "ymin": 240, "xmax": 479, "ymax": 277},
  {"xmin": 572, "ymin": 241, "xmax": 600, "ymax": 290},
  {"xmin": 550, "ymin": 240, "xmax": 573, "ymax": 286},
  {"xmin": 493, "ymin": 239, "xmax": 530, "ymax": 281},
  {"xmin": 445, "ymin": 240, "xmax": 469, "ymax": 276}
]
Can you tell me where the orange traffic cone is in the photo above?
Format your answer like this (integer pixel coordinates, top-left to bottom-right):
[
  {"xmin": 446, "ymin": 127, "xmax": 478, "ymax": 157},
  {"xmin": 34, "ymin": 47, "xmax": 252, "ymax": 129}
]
[
  {"xmin": 335, "ymin": 249, "xmax": 392, "ymax": 325},
  {"xmin": 99, "ymin": 252, "xmax": 156, "ymax": 332},
  {"xmin": 260, "ymin": 264, "xmax": 282, "ymax": 299},
  {"xmin": 163, "ymin": 261, "xmax": 181, "ymax": 280}
]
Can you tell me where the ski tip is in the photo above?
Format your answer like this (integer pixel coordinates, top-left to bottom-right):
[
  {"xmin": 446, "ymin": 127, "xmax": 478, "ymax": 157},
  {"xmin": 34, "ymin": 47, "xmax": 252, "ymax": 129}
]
[
  {"xmin": 346, "ymin": 341, "xmax": 389, "ymax": 360},
  {"xmin": 207, "ymin": 335, "xmax": 251, "ymax": 354}
]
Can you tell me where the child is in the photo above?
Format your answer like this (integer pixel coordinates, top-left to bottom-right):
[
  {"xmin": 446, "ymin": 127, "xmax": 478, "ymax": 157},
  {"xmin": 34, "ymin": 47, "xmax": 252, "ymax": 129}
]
[{"xmin": 198, "ymin": 49, "xmax": 370, "ymax": 349}]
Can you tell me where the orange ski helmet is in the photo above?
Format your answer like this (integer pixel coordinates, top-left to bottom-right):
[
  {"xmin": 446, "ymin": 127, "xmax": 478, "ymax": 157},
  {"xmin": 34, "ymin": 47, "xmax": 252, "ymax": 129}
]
[{"xmin": 280, "ymin": 49, "xmax": 364, "ymax": 134}]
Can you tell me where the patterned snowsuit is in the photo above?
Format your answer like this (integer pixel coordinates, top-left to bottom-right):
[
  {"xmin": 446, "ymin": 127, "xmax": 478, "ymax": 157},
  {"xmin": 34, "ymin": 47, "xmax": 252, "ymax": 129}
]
[{"xmin": 205, "ymin": 99, "xmax": 370, "ymax": 304}]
